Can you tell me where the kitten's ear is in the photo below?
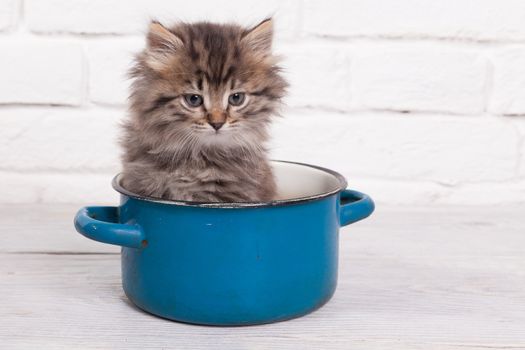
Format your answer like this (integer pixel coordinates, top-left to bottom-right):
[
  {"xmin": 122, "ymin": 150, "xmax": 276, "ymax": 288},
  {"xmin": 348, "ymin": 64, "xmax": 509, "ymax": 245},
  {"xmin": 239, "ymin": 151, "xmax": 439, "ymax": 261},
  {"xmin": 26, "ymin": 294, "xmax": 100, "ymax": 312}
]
[
  {"xmin": 147, "ymin": 21, "xmax": 183, "ymax": 51},
  {"xmin": 145, "ymin": 20, "xmax": 183, "ymax": 71},
  {"xmin": 242, "ymin": 18, "xmax": 273, "ymax": 56}
]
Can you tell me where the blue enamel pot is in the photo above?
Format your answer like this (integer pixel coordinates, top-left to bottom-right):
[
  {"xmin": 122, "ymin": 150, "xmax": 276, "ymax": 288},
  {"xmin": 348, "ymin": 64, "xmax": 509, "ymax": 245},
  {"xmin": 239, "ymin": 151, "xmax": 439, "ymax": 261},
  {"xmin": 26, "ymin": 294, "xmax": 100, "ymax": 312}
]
[{"xmin": 74, "ymin": 160, "xmax": 374, "ymax": 326}]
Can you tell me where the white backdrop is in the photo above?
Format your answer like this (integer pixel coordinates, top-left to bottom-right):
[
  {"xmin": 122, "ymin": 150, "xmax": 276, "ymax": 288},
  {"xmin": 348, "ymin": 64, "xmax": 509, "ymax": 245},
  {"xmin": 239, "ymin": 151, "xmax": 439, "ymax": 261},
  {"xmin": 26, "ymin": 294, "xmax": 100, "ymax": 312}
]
[{"xmin": 1, "ymin": 0, "xmax": 525, "ymax": 205}]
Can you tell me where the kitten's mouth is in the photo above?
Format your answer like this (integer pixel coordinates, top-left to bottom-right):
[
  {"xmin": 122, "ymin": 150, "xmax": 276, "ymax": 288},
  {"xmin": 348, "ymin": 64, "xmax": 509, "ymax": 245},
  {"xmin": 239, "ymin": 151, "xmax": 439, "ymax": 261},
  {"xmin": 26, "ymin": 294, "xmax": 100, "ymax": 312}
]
[
  {"xmin": 200, "ymin": 128, "xmax": 228, "ymax": 142},
  {"xmin": 210, "ymin": 127, "xmax": 227, "ymax": 135}
]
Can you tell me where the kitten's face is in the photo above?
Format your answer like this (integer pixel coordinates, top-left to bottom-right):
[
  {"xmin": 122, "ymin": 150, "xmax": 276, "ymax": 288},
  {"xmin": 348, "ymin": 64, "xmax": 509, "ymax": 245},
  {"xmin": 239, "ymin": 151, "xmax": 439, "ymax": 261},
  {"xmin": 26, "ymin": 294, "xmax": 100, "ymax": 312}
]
[{"xmin": 129, "ymin": 19, "xmax": 287, "ymax": 158}]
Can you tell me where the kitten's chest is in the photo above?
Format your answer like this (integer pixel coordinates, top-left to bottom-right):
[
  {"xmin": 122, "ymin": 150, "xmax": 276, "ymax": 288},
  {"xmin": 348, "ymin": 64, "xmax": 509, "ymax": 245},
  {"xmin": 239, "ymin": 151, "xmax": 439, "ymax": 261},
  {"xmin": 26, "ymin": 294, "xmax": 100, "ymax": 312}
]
[{"xmin": 175, "ymin": 163, "xmax": 254, "ymax": 183}]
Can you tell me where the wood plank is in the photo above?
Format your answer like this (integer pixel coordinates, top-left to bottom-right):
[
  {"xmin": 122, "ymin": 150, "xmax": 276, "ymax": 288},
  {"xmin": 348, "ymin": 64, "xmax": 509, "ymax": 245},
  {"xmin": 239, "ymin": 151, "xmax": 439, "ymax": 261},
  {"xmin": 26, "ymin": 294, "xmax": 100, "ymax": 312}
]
[
  {"xmin": 1, "ymin": 255, "xmax": 523, "ymax": 349},
  {"xmin": 1, "ymin": 204, "xmax": 524, "ymax": 349},
  {"xmin": 0, "ymin": 204, "xmax": 119, "ymax": 253},
  {"xmin": 2, "ymin": 203, "xmax": 525, "ymax": 255}
]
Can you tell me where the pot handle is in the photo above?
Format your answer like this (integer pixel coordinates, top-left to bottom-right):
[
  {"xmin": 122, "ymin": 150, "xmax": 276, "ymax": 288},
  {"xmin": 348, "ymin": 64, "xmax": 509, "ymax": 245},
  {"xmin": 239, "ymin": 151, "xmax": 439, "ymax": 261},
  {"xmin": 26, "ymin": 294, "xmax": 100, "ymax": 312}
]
[
  {"xmin": 74, "ymin": 206, "xmax": 146, "ymax": 249},
  {"xmin": 339, "ymin": 190, "xmax": 375, "ymax": 227}
]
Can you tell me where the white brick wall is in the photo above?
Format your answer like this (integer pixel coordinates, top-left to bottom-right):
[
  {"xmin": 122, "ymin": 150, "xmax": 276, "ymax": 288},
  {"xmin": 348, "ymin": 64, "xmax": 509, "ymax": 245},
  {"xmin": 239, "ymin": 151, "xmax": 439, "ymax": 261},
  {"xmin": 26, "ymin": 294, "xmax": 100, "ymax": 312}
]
[
  {"xmin": 0, "ymin": 0, "xmax": 18, "ymax": 31},
  {"xmin": 0, "ymin": 107, "xmax": 121, "ymax": 172},
  {"xmin": 86, "ymin": 38, "xmax": 143, "ymax": 105},
  {"xmin": 489, "ymin": 47, "xmax": 525, "ymax": 115},
  {"xmin": 1, "ymin": 0, "xmax": 525, "ymax": 205},
  {"xmin": 280, "ymin": 45, "xmax": 352, "ymax": 110},
  {"xmin": 25, "ymin": 0, "xmax": 300, "ymax": 39},
  {"xmin": 303, "ymin": 0, "xmax": 525, "ymax": 41},
  {"xmin": 518, "ymin": 121, "xmax": 525, "ymax": 177},
  {"xmin": 271, "ymin": 113, "xmax": 519, "ymax": 184},
  {"xmin": 351, "ymin": 46, "xmax": 488, "ymax": 114},
  {"xmin": 0, "ymin": 39, "xmax": 84, "ymax": 105}
]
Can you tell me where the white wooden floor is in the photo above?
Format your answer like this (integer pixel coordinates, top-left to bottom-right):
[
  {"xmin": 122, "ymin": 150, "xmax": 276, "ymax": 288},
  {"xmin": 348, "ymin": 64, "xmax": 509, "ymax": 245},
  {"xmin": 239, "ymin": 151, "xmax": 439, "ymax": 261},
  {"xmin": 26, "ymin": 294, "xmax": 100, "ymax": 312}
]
[{"xmin": 1, "ymin": 204, "xmax": 524, "ymax": 349}]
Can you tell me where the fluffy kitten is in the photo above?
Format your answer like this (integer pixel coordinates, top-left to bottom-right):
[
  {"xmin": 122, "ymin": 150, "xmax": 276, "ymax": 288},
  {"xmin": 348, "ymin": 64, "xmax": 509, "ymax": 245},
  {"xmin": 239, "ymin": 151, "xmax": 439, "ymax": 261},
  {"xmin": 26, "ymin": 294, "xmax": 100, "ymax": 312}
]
[{"xmin": 120, "ymin": 18, "xmax": 288, "ymax": 202}]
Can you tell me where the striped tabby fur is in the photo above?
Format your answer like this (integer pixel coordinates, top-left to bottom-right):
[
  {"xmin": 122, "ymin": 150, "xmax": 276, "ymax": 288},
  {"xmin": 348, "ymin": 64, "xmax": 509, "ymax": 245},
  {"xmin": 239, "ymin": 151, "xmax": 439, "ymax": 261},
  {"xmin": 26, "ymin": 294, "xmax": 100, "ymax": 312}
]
[{"xmin": 120, "ymin": 18, "xmax": 288, "ymax": 202}]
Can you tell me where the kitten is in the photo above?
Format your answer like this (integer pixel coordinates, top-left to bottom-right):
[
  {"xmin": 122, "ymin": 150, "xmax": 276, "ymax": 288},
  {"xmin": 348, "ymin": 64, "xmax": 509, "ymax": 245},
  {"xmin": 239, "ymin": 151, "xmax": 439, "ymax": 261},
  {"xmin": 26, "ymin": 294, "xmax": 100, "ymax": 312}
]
[{"xmin": 120, "ymin": 18, "xmax": 288, "ymax": 202}]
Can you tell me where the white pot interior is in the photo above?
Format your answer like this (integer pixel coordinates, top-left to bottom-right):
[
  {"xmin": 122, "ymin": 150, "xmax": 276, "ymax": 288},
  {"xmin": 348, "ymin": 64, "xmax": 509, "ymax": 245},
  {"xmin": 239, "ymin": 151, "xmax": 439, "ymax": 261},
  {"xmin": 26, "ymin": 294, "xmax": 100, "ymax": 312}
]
[
  {"xmin": 115, "ymin": 161, "xmax": 346, "ymax": 206},
  {"xmin": 271, "ymin": 161, "xmax": 345, "ymax": 200}
]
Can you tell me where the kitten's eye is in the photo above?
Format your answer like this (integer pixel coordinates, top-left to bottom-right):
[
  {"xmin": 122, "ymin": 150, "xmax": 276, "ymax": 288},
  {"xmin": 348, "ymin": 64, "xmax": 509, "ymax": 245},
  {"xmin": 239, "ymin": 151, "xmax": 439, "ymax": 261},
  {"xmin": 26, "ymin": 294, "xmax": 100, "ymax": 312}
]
[
  {"xmin": 228, "ymin": 92, "xmax": 246, "ymax": 106},
  {"xmin": 184, "ymin": 94, "xmax": 203, "ymax": 107}
]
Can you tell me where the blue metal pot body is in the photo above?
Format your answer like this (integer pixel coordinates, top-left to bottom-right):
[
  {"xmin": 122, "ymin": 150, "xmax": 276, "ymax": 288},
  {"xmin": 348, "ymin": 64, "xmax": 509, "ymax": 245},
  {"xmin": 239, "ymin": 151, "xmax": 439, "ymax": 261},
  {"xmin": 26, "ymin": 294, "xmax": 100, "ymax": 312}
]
[{"xmin": 74, "ymin": 163, "xmax": 374, "ymax": 326}]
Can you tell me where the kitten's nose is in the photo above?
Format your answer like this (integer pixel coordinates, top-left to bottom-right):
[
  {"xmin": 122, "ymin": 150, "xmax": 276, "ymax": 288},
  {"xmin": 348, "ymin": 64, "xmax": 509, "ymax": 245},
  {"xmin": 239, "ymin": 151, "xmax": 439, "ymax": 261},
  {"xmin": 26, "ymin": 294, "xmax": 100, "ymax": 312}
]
[{"xmin": 209, "ymin": 122, "xmax": 225, "ymax": 130}]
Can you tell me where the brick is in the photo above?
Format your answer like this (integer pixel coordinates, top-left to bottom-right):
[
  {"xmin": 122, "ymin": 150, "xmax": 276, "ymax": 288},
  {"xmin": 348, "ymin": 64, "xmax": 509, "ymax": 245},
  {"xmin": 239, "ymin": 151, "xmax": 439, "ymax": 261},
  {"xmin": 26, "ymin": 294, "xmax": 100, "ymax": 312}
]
[
  {"xmin": 25, "ymin": 0, "xmax": 300, "ymax": 40},
  {"xmin": 25, "ymin": 0, "xmax": 140, "ymax": 34},
  {"xmin": 517, "ymin": 120, "xmax": 525, "ymax": 177},
  {"xmin": 0, "ymin": 107, "xmax": 122, "ymax": 171},
  {"xmin": 0, "ymin": 39, "xmax": 84, "ymax": 105},
  {"xmin": 0, "ymin": 172, "xmax": 41, "ymax": 203},
  {"xmin": 489, "ymin": 47, "xmax": 525, "ymax": 116},
  {"xmin": 0, "ymin": 171, "xmax": 118, "ymax": 204},
  {"xmin": 351, "ymin": 177, "xmax": 525, "ymax": 205},
  {"xmin": 440, "ymin": 181, "xmax": 525, "ymax": 205},
  {"xmin": 0, "ymin": 0, "xmax": 17, "ymax": 31},
  {"xmin": 87, "ymin": 38, "xmax": 144, "ymax": 105},
  {"xmin": 345, "ymin": 177, "xmax": 448, "ymax": 205},
  {"xmin": 278, "ymin": 45, "xmax": 351, "ymax": 110},
  {"xmin": 40, "ymin": 173, "xmax": 119, "ymax": 204},
  {"xmin": 269, "ymin": 112, "xmax": 518, "ymax": 184},
  {"xmin": 304, "ymin": 0, "xmax": 525, "ymax": 41},
  {"xmin": 351, "ymin": 47, "xmax": 487, "ymax": 114}
]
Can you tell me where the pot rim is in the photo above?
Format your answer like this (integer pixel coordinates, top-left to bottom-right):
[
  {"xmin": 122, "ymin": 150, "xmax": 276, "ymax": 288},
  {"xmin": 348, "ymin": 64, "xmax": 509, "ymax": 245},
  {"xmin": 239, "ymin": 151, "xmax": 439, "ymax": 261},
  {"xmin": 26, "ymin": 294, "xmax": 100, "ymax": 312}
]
[{"xmin": 112, "ymin": 160, "xmax": 348, "ymax": 208}]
